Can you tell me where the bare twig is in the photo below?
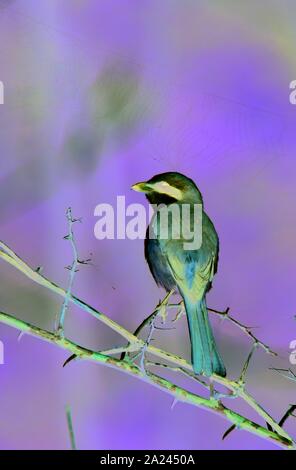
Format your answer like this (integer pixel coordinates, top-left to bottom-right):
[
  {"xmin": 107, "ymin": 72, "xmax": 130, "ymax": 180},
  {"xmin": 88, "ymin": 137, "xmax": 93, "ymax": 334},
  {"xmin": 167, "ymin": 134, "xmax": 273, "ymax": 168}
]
[
  {"xmin": 65, "ymin": 405, "xmax": 77, "ymax": 450},
  {"xmin": 208, "ymin": 307, "xmax": 277, "ymax": 357},
  {"xmin": 270, "ymin": 368, "xmax": 296, "ymax": 383},
  {"xmin": 55, "ymin": 208, "xmax": 80, "ymax": 337}
]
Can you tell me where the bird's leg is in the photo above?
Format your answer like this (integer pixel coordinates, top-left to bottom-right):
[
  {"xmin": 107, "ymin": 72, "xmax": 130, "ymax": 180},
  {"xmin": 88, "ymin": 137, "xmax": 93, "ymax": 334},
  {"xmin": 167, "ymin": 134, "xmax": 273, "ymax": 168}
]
[
  {"xmin": 169, "ymin": 301, "xmax": 186, "ymax": 323},
  {"xmin": 209, "ymin": 378, "xmax": 215, "ymax": 398},
  {"xmin": 208, "ymin": 376, "xmax": 237, "ymax": 401},
  {"xmin": 157, "ymin": 289, "xmax": 176, "ymax": 325}
]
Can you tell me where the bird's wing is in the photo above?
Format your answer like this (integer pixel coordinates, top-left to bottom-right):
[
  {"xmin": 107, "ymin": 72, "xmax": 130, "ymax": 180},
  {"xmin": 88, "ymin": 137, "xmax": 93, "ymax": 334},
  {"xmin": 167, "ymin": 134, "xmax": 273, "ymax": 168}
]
[{"xmin": 164, "ymin": 242, "xmax": 216, "ymax": 301}]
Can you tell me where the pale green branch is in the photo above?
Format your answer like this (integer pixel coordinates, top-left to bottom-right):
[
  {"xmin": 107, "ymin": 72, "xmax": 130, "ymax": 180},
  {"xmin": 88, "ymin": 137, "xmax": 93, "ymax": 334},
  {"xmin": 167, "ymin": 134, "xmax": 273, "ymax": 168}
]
[
  {"xmin": 0, "ymin": 240, "xmax": 294, "ymax": 448},
  {"xmin": 0, "ymin": 309, "xmax": 293, "ymax": 450}
]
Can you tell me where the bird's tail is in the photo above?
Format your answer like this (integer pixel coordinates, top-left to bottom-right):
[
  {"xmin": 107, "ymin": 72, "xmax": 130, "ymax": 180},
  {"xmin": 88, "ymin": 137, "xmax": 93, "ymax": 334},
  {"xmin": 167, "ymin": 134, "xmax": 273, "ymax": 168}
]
[{"xmin": 183, "ymin": 296, "xmax": 226, "ymax": 377}]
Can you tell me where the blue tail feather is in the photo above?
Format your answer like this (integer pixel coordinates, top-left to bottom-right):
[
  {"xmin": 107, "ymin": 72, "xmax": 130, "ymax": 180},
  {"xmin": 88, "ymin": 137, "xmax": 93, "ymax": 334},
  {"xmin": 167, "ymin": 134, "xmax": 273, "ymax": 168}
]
[{"xmin": 184, "ymin": 297, "xmax": 226, "ymax": 377}]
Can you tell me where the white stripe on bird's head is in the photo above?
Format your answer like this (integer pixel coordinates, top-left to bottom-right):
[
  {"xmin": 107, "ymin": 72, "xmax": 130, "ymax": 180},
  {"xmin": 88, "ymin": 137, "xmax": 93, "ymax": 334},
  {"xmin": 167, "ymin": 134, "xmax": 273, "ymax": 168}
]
[{"xmin": 151, "ymin": 181, "xmax": 183, "ymax": 200}]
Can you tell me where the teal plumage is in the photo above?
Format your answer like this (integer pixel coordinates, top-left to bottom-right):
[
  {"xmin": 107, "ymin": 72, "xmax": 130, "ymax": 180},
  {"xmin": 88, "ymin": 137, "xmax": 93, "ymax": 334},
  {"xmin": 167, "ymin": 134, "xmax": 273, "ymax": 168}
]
[{"xmin": 132, "ymin": 172, "xmax": 226, "ymax": 377}]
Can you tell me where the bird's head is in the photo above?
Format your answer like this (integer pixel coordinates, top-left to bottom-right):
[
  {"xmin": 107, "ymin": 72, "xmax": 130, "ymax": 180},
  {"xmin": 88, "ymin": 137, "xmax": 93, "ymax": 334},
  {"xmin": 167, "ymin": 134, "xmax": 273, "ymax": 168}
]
[{"xmin": 131, "ymin": 172, "xmax": 203, "ymax": 205}]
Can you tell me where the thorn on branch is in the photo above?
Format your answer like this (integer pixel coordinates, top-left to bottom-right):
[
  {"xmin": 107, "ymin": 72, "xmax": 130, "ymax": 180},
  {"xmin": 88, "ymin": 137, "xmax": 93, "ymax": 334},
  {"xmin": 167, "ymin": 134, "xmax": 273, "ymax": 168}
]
[
  {"xmin": 171, "ymin": 398, "xmax": 178, "ymax": 410},
  {"xmin": 17, "ymin": 331, "xmax": 25, "ymax": 342},
  {"xmin": 65, "ymin": 264, "xmax": 79, "ymax": 272},
  {"xmin": 208, "ymin": 306, "xmax": 230, "ymax": 317},
  {"xmin": 266, "ymin": 422, "xmax": 273, "ymax": 431},
  {"xmin": 279, "ymin": 405, "xmax": 296, "ymax": 428},
  {"xmin": 222, "ymin": 424, "xmax": 236, "ymax": 440},
  {"xmin": 77, "ymin": 258, "xmax": 92, "ymax": 265},
  {"xmin": 238, "ymin": 342, "xmax": 258, "ymax": 386},
  {"xmin": 154, "ymin": 326, "xmax": 176, "ymax": 331},
  {"xmin": 63, "ymin": 354, "xmax": 78, "ymax": 368},
  {"xmin": 72, "ymin": 217, "xmax": 82, "ymax": 224}
]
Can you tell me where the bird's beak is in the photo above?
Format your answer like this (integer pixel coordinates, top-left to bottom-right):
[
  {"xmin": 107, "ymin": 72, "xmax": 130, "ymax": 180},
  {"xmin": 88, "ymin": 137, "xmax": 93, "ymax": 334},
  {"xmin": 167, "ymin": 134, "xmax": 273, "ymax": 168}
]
[{"xmin": 131, "ymin": 182, "xmax": 153, "ymax": 193}]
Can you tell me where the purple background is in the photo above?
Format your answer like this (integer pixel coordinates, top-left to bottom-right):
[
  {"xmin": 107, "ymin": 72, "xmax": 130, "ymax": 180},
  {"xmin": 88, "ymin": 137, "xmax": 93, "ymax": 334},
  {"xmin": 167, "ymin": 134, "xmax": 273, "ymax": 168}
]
[{"xmin": 0, "ymin": 0, "xmax": 296, "ymax": 449}]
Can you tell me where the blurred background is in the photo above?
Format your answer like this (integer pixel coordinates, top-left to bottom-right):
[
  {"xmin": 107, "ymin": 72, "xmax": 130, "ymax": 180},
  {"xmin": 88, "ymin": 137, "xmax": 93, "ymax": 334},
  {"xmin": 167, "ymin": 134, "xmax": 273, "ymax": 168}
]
[{"xmin": 0, "ymin": 0, "xmax": 296, "ymax": 450}]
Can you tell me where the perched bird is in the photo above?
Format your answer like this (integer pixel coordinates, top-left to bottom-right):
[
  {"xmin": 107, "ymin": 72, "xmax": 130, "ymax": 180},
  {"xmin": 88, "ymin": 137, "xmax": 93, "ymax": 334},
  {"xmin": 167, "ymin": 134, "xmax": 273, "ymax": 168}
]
[{"xmin": 132, "ymin": 172, "xmax": 226, "ymax": 377}]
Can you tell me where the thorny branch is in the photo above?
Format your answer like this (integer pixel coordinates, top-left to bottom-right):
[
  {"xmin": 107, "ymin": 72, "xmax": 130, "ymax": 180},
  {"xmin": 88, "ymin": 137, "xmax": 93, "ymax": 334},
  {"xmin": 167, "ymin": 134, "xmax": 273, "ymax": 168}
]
[
  {"xmin": 209, "ymin": 307, "xmax": 277, "ymax": 357},
  {"xmin": 169, "ymin": 303, "xmax": 277, "ymax": 357},
  {"xmin": 271, "ymin": 368, "xmax": 296, "ymax": 383},
  {"xmin": 0, "ymin": 212, "xmax": 294, "ymax": 450},
  {"xmin": 55, "ymin": 208, "xmax": 80, "ymax": 336}
]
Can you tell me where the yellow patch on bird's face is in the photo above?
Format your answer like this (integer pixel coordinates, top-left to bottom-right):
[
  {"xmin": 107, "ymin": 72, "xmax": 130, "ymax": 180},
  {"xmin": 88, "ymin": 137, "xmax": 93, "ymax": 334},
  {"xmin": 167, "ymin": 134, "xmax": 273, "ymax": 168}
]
[{"xmin": 152, "ymin": 181, "xmax": 183, "ymax": 200}]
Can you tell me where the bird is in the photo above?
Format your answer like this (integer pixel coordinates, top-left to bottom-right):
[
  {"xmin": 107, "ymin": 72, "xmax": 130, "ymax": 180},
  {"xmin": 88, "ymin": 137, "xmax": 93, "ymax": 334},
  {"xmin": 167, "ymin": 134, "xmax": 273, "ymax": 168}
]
[{"xmin": 131, "ymin": 171, "xmax": 226, "ymax": 377}]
